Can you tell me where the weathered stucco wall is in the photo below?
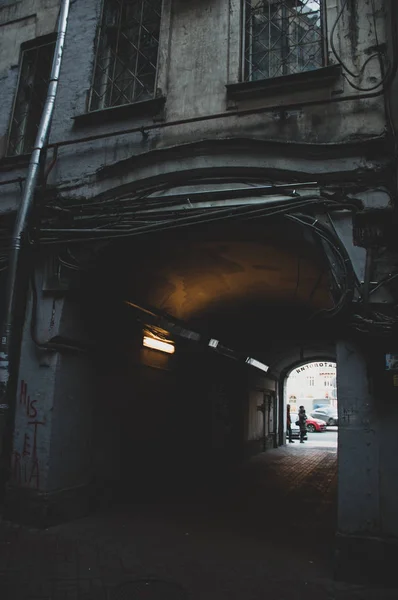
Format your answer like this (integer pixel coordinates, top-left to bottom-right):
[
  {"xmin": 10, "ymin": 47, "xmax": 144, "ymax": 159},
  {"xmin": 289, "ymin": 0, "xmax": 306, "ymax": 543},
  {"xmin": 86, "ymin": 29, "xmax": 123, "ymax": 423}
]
[
  {"xmin": 0, "ymin": 2, "xmax": 397, "ymax": 550},
  {"xmin": 0, "ymin": 0, "xmax": 392, "ymax": 202},
  {"xmin": 0, "ymin": 0, "xmax": 61, "ymax": 156},
  {"xmin": 336, "ymin": 338, "xmax": 398, "ymax": 580}
]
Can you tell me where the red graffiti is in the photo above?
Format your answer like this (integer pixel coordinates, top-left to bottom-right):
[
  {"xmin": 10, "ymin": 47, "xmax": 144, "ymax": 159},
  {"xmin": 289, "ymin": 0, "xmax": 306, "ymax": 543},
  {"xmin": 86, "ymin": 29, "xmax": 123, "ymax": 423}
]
[
  {"xmin": 29, "ymin": 459, "xmax": 40, "ymax": 488},
  {"xmin": 12, "ymin": 452, "xmax": 40, "ymax": 488},
  {"xmin": 20, "ymin": 380, "xmax": 27, "ymax": 405},
  {"xmin": 12, "ymin": 380, "xmax": 44, "ymax": 489},
  {"xmin": 22, "ymin": 433, "xmax": 30, "ymax": 457},
  {"xmin": 28, "ymin": 421, "xmax": 45, "ymax": 459},
  {"xmin": 19, "ymin": 380, "xmax": 38, "ymax": 418}
]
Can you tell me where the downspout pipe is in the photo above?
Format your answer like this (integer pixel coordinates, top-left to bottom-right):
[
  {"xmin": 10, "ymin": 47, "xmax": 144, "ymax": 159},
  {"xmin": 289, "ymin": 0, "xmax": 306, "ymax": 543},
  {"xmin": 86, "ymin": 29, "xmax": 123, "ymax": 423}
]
[{"xmin": 0, "ymin": 0, "xmax": 71, "ymax": 483}]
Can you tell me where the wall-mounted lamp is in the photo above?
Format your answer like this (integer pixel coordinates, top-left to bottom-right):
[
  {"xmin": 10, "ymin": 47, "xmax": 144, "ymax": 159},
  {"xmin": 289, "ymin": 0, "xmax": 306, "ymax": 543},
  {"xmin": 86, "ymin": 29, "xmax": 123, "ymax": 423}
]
[
  {"xmin": 208, "ymin": 339, "xmax": 219, "ymax": 348},
  {"xmin": 246, "ymin": 357, "xmax": 269, "ymax": 373},
  {"xmin": 143, "ymin": 336, "xmax": 175, "ymax": 354}
]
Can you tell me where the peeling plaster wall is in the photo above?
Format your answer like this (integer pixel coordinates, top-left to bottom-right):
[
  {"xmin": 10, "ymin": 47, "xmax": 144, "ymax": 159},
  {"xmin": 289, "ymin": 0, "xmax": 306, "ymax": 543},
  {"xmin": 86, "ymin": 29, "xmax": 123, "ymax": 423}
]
[
  {"xmin": 0, "ymin": 0, "xmax": 391, "ymax": 199},
  {"xmin": 337, "ymin": 339, "xmax": 398, "ymax": 540},
  {"xmin": 336, "ymin": 339, "xmax": 398, "ymax": 580},
  {"xmin": 10, "ymin": 267, "xmax": 63, "ymax": 494},
  {"xmin": 0, "ymin": 0, "xmax": 61, "ymax": 156},
  {"xmin": 45, "ymin": 0, "xmax": 387, "ymax": 187},
  {"xmin": 0, "ymin": 0, "xmax": 396, "ymax": 531}
]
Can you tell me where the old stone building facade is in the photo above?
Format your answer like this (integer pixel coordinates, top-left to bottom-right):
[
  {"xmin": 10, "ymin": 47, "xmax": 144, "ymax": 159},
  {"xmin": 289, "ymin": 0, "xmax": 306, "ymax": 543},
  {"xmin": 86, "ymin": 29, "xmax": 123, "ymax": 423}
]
[{"xmin": 0, "ymin": 0, "xmax": 397, "ymax": 581}]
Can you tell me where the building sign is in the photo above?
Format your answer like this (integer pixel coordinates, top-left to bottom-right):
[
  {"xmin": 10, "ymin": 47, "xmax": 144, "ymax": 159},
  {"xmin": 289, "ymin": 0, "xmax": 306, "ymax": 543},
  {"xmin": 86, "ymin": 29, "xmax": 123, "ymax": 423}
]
[{"xmin": 295, "ymin": 362, "xmax": 335, "ymax": 374}]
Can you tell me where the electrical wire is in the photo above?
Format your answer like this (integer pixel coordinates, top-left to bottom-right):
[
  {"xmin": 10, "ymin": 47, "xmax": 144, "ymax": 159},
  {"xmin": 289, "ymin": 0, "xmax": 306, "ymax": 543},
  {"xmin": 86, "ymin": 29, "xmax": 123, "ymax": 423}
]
[
  {"xmin": 377, "ymin": 0, "xmax": 398, "ymax": 164},
  {"xmin": 38, "ymin": 184, "xmax": 358, "ymax": 244},
  {"xmin": 37, "ymin": 196, "xmax": 332, "ymax": 244},
  {"xmin": 369, "ymin": 272, "xmax": 398, "ymax": 296},
  {"xmin": 46, "ymin": 179, "xmax": 316, "ymax": 214},
  {"xmin": 285, "ymin": 213, "xmax": 356, "ymax": 318},
  {"xmin": 330, "ymin": 0, "xmax": 394, "ymax": 92}
]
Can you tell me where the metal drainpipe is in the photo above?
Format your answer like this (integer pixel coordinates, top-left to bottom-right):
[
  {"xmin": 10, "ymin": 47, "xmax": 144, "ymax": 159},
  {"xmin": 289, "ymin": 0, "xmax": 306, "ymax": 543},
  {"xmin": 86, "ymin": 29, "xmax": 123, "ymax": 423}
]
[{"xmin": 0, "ymin": 0, "xmax": 71, "ymax": 485}]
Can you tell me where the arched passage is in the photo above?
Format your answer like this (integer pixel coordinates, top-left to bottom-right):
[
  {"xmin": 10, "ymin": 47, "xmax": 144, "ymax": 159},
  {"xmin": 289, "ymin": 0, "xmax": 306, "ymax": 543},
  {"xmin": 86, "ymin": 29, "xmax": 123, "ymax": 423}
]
[
  {"xmin": 67, "ymin": 216, "xmax": 346, "ymax": 502},
  {"xmin": 8, "ymin": 186, "xmax": 391, "ymax": 587}
]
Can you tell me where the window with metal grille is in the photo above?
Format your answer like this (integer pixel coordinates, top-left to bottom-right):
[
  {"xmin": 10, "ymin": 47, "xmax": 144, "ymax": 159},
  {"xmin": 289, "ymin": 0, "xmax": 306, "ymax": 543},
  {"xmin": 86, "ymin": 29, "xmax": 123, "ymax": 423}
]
[
  {"xmin": 89, "ymin": 0, "xmax": 162, "ymax": 111},
  {"xmin": 7, "ymin": 36, "xmax": 56, "ymax": 157},
  {"xmin": 244, "ymin": 0, "xmax": 327, "ymax": 82}
]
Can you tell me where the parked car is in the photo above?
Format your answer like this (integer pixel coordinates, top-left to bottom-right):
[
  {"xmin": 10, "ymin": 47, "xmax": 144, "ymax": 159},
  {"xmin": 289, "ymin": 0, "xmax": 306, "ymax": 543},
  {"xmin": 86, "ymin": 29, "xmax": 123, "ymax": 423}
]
[
  {"xmin": 305, "ymin": 416, "xmax": 327, "ymax": 433},
  {"xmin": 291, "ymin": 413, "xmax": 327, "ymax": 434},
  {"xmin": 310, "ymin": 407, "xmax": 338, "ymax": 426}
]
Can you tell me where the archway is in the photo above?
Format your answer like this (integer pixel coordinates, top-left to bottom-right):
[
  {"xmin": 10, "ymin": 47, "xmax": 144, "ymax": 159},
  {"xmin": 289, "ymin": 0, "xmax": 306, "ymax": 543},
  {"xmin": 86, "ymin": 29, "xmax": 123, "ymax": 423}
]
[
  {"xmin": 5, "ymin": 205, "xmax": 353, "ymax": 584},
  {"xmin": 284, "ymin": 359, "xmax": 338, "ymax": 444},
  {"xmin": 70, "ymin": 215, "xmax": 345, "ymax": 501}
]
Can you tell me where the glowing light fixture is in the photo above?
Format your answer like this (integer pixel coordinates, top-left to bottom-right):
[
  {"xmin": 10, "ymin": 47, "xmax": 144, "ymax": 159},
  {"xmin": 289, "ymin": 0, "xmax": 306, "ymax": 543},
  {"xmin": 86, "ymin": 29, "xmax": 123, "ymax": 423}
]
[
  {"xmin": 143, "ymin": 336, "xmax": 175, "ymax": 354},
  {"xmin": 208, "ymin": 339, "xmax": 219, "ymax": 348},
  {"xmin": 246, "ymin": 357, "xmax": 269, "ymax": 373}
]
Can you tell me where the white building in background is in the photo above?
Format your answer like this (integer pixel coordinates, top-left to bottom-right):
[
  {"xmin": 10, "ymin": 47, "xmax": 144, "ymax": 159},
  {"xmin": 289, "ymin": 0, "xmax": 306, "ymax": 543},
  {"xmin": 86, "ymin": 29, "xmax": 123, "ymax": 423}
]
[{"xmin": 286, "ymin": 361, "xmax": 337, "ymax": 415}]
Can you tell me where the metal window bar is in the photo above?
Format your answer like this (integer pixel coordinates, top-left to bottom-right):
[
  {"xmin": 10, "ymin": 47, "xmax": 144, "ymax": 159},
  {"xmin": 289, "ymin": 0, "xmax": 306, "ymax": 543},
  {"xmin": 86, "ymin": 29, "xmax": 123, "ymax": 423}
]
[
  {"xmin": 89, "ymin": 0, "xmax": 162, "ymax": 111},
  {"xmin": 7, "ymin": 39, "xmax": 56, "ymax": 157},
  {"xmin": 244, "ymin": 0, "xmax": 326, "ymax": 82}
]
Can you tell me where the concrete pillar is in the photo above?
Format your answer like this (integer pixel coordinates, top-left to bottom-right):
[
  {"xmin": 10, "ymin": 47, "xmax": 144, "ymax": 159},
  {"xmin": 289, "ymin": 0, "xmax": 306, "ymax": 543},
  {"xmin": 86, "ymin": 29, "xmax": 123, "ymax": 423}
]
[
  {"xmin": 5, "ymin": 266, "xmax": 95, "ymax": 526},
  {"xmin": 336, "ymin": 339, "xmax": 398, "ymax": 584}
]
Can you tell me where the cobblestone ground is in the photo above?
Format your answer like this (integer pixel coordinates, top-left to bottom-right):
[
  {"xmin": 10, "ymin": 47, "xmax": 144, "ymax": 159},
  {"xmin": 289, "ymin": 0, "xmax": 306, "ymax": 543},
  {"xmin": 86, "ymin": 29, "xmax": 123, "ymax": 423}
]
[{"xmin": 1, "ymin": 439, "xmax": 397, "ymax": 599}]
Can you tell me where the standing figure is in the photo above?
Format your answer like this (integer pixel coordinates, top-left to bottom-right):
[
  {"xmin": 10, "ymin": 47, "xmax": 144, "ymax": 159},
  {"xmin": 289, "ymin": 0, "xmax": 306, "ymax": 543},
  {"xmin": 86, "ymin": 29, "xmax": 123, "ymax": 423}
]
[
  {"xmin": 298, "ymin": 405, "xmax": 307, "ymax": 444},
  {"xmin": 286, "ymin": 404, "xmax": 294, "ymax": 443}
]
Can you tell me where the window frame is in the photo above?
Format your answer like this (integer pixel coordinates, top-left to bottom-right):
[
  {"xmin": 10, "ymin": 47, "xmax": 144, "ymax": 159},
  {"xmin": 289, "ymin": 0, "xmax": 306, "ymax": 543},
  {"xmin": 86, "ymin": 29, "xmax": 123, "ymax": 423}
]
[
  {"xmin": 6, "ymin": 33, "xmax": 57, "ymax": 157},
  {"xmin": 88, "ymin": 0, "xmax": 163, "ymax": 113},
  {"xmin": 241, "ymin": 0, "xmax": 329, "ymax": 83}
]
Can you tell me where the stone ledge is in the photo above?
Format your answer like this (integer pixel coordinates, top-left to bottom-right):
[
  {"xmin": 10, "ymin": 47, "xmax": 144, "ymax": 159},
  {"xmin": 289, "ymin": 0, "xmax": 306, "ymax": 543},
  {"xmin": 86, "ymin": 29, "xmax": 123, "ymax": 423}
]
[
  {"xmin": 0, "ymin": 153, "xmax": 30, "ymax": 171},
  {"xmin": 226, "ymin": 65, "xmax": 342, "ymax": 103},
  {"xmin": 72, "ymin": 95, "xmax": 166, "ymax": 128},
  {"xmin": 335, "ymin": 532, "xmax": 398, "ymax": 585}
]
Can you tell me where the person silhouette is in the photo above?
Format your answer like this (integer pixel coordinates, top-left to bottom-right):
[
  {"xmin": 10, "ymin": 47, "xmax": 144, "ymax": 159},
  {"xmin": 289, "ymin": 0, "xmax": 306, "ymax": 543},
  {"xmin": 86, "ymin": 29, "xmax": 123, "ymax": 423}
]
[
  {"xmin": 298, "ymin": 406, "xmax": 307, "ymax": 444},
  {"xmin": 287, "ymin": 404, "xmax": 295, "ymax": 443}
]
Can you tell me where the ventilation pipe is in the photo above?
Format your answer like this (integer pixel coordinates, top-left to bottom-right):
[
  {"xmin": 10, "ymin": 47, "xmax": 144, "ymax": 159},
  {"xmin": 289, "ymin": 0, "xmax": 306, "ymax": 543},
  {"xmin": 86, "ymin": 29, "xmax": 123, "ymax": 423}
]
[{"xmin": 0, "ymin": 0, "xmax": 71, "ymax": 486}]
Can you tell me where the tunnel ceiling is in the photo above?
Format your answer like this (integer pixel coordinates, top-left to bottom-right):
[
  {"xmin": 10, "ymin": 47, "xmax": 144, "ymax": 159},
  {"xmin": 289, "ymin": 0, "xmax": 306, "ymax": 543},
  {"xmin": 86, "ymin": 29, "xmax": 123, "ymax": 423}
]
[
  {"xmin": 135, "ymin": 239, "xmax": 330, "ymax": 318},
  {"xmin": 93, "ymin": 221, "xmax": 333, "ymax": 334}
]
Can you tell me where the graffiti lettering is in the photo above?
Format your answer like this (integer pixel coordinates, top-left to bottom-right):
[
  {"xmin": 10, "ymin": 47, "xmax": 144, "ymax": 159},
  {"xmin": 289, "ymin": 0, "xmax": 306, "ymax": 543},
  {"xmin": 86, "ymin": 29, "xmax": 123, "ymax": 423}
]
[
  {"xmin": 29, "ymin": 400, "xmax": 37, "ymax": 419},
  {"xmin": 20, "ymin": 380, "xmax": 28, "ymax": 406},
  {"xmin": 12, "ymin": 380, "xmax": 44, "ymax": 489},
  {"xmin": 29, "ymin": 459, "xmax": 40, "ymax": 488},
  {"xmin": 22, "ymin": 433, "xmax": 30, "ymax": 457},
  {"xmin": 19, "ymin": 380, "xmax": 38, "ymax": 418},
  {"xmin": 12, "ymin": 451, "xmax": 40, "ymax": 488},
  {"xmin": 28, "ymin": 420, "xmax": 45, "ymax": 459}
]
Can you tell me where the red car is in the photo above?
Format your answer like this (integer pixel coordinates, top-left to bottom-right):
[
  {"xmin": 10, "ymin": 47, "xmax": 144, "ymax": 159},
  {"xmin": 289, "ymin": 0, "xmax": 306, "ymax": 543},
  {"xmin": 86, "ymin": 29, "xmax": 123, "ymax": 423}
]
[
  {"xmin": 290, "ymin": 413, "xmax": 326, "ymax": 437},
  {"xmin": 305, "ymin": 416, "xmax": 327, "ymax": 433}
]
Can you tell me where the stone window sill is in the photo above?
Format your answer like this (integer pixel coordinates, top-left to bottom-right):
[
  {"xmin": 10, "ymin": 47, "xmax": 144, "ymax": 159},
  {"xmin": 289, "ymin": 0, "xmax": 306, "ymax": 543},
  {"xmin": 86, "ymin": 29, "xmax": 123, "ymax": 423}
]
[
  {"xmin": 226, "ymin": 65, "xmax": 342, "ymax": 102},
  {"xmin": 0, "ymin": 153, "xmax": 31, "ymax": 171},
  {"xmin": 72, "ymin": 95, "xmax": 166, "ymax": 128}
]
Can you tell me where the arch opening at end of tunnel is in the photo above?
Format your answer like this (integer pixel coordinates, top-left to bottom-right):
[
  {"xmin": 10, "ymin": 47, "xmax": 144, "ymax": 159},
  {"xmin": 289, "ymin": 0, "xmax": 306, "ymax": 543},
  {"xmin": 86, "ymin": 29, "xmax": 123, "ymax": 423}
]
[{"xmin": 284, "ymin": 359, "xmax": 338, "ymax": 451}]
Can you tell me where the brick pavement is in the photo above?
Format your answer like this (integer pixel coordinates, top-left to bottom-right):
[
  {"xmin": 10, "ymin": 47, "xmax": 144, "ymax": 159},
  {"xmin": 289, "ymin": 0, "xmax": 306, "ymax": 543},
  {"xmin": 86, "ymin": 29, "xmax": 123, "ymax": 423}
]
[{"xmin": 0, "ymin": 440, "xmax": 397, "ymax": 599}]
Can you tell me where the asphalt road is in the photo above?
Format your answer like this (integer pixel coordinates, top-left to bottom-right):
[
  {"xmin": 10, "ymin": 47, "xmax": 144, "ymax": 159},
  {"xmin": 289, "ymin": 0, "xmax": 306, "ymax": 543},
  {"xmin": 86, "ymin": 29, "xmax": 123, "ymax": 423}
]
[{"xmin": 304, "ymin": 428, "xmax": 338, "ymax": 448}]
